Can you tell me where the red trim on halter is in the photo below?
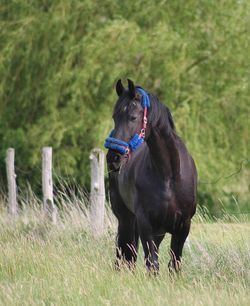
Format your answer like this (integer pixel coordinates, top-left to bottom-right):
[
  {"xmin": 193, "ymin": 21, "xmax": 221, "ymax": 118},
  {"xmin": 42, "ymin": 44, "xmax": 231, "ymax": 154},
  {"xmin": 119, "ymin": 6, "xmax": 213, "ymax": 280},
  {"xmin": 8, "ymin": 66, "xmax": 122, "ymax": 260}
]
[
  {"xmin": 139, "ymin": 107, "xmax": 148, "ymax": 138},
  {"xmin": 123, "ymin": 107, "xmax": 148, "ymax": 159}
]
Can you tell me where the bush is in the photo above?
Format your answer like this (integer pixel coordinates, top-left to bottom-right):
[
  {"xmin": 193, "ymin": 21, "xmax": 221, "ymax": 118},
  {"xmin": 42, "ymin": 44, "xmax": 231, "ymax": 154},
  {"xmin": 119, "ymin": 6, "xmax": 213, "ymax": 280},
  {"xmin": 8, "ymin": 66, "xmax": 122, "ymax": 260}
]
[{"xmin": 0, "ymin": 0, "xmax": 249, "ymax": 213}]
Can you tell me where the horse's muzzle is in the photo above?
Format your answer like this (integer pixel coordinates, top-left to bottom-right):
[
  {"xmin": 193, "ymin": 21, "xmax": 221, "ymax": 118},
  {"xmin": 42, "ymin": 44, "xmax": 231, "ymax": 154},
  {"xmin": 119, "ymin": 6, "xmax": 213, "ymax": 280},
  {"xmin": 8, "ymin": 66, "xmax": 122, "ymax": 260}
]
[{"xmin": 107, "ymin": 151, "xmax": 122, "ymax": 172}]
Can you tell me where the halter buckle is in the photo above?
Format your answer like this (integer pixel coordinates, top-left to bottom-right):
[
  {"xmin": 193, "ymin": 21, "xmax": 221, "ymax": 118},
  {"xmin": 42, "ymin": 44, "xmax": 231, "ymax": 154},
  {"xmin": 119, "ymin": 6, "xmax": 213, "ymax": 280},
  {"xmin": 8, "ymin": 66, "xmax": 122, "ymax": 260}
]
[
  {"xmin": 140, "ymin": 129, "xmax": 145, "ymax": 138},
  {"xmin": 125, "ymin": 148, "xmax": 130, "ymax": 155}
]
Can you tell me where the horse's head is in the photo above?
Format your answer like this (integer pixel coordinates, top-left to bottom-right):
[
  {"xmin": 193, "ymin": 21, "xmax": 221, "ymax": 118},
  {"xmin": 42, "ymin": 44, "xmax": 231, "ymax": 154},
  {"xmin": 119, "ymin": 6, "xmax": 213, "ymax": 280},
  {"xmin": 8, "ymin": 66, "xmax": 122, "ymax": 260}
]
[
  {"xmin": 106, "ymin": 79, "xmax": 149, "ymax": 170},
  {"xmin": 113, "ymin": 79, "xmax": 146, "ymax": 142}
]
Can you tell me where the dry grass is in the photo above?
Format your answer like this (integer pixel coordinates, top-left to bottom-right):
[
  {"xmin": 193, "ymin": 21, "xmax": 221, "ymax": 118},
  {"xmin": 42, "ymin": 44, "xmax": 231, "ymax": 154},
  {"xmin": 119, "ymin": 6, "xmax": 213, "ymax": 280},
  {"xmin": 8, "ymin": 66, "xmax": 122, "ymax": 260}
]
[{"xmin": 0, "ymin": 190, "xmax": 249, "ymax": 306}]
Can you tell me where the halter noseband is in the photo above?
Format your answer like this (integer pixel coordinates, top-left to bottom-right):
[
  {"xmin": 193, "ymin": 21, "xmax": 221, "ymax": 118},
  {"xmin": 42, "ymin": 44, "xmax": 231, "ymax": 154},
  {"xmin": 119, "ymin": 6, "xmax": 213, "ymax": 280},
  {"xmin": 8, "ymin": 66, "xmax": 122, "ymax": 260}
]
[{"xmin": 104, "ymin": 87, "xmax": 150, "ymax": 156}]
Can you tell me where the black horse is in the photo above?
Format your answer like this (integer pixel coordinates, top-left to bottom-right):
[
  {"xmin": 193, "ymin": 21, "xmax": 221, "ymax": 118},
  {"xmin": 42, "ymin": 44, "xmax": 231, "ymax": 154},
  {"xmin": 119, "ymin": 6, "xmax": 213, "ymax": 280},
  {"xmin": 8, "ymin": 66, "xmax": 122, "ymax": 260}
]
[{"xmin": 105, "ymin": 79, "xmax": 197, "ymax": 272}]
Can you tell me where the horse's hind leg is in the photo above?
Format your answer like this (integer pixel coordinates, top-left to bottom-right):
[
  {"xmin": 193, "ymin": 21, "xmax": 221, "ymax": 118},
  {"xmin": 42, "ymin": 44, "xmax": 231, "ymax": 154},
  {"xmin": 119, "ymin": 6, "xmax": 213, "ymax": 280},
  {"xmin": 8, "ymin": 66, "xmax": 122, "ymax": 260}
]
[
  {"xmin": 116, "ymin": 214, "xmax": 139, "ymax": 269},
  {"xmin": 169, "ymin": 219, "xmax": 191, "ymax": 272}
]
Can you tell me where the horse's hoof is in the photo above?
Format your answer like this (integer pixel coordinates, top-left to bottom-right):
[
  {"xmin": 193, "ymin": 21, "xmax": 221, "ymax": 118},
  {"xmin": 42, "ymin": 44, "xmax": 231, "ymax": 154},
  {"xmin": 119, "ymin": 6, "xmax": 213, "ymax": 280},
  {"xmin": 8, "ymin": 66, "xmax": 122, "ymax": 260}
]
[
  {"xmin": 168, "ymin": 259, "xmax": 181, "ymax": 274},
  {"xmin": 145, "ymin": 260, "xmax": 159, "ymax": 276}
]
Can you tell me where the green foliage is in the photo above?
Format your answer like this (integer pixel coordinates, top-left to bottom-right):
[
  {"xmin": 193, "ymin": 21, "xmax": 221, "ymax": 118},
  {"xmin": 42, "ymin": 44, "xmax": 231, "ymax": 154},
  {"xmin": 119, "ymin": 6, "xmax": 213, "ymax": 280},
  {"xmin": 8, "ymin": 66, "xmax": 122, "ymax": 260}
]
[{"xmin": 0, "ymin": 0, "xmax": 249, "ymax": 212}]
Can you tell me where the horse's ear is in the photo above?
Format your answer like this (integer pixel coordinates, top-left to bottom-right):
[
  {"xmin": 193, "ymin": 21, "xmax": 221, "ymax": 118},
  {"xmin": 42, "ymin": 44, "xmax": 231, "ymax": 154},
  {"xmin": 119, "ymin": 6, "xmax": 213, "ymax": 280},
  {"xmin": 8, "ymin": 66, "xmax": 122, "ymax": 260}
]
[
  {"xmin": 116, "ymin": 79, "xmax": 124, "ymax": 97},
  {"xmin": 127, "ymin": 79, "xmax": 135, "ymax": 98}
]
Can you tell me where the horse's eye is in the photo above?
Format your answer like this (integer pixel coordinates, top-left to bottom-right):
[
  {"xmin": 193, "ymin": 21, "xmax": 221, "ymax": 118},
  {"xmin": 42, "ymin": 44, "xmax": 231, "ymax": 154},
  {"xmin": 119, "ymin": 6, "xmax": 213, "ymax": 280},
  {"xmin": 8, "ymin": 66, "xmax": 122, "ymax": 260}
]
[{"xmin": 129, "ymin": 115, "xmax": 137, "ymax": 121}]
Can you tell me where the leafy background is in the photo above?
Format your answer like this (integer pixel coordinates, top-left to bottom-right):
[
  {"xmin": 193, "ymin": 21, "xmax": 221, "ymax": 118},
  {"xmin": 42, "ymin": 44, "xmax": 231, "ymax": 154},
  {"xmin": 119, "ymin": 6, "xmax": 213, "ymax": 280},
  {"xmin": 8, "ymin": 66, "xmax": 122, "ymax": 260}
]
[{"xmin": 0, "ymin": 0, "xmax": 249, "ymax": 214}]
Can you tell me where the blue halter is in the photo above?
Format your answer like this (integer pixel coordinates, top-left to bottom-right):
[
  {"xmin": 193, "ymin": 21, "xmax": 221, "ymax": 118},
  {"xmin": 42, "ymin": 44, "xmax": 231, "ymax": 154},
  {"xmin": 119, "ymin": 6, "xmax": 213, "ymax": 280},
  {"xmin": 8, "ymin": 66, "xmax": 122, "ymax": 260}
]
[{"xmin": 104, "ymin": 87, "xmax": 150, "ymax": 155}]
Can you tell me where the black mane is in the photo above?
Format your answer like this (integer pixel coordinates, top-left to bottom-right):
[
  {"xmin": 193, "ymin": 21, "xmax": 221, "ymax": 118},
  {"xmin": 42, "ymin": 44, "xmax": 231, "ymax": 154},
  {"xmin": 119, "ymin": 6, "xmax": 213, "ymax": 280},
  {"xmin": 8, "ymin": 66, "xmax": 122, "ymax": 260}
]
[{"xmin": 147, "ymin": 92, "xmax": 175, "ymax": 132}]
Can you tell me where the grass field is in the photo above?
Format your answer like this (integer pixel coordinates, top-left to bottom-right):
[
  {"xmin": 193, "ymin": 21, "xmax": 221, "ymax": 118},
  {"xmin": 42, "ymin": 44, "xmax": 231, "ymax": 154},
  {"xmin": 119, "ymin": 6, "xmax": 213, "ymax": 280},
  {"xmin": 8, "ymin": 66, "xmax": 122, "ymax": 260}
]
[{"xmin": 0, "ymin": 197, "xmax": 249, "ymax": 306}]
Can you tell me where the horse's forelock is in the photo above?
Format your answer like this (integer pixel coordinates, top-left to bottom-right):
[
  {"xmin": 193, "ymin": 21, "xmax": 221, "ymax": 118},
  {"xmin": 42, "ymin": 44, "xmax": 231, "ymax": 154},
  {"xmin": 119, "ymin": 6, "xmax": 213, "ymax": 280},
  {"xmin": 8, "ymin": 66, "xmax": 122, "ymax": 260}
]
[{"xmin": 112, "ymin": 92, "xmax": 131, "ymax": 118}]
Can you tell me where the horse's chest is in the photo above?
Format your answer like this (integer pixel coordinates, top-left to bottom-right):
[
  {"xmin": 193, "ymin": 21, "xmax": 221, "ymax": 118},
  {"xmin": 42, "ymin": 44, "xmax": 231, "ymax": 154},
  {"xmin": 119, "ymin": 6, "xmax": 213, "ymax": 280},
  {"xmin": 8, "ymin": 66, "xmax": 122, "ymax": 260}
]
[
  {"xmin": 117, "ymin": 173, "xmax": 135, "ymax": 212},
  {"xmin": 118, "ymin": 169, "xmax": 174, "ymax": 214}
]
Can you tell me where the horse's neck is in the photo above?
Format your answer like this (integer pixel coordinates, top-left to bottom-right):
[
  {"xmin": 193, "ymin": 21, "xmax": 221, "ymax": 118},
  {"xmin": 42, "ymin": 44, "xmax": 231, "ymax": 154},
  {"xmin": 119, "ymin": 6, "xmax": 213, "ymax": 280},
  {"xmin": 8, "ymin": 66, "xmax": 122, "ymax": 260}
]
[{"xmin": 147, "ymin": 128, "xmax": 180, "ymax": 179}]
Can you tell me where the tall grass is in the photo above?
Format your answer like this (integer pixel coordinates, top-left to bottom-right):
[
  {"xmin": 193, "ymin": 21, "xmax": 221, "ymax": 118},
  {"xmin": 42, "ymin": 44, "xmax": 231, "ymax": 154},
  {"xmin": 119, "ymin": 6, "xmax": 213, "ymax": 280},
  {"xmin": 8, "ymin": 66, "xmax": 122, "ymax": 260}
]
[{"xmin": 0, "ymin": 186, "xmax": 249, "ymax": 306}]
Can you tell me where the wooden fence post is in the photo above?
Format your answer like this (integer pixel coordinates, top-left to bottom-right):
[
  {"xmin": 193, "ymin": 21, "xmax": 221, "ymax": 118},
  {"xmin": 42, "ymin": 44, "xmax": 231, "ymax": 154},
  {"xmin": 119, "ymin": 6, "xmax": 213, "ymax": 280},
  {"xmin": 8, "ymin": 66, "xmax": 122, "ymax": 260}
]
[
  {"xmin": 42, "ymin": 147, "xmax": 57, "ymax": 224},
  {"xmin": 89, "ymin": 148, "xmax": 105, "ymax": 237},
  {"xmin": 6, "ymin": 148, "xmax": 18, "ymax": 218}
]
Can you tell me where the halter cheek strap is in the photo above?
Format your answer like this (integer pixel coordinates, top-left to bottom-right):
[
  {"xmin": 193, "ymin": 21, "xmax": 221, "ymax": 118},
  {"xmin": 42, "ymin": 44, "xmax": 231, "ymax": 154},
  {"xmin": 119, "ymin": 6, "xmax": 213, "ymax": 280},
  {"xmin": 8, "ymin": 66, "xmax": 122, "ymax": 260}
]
[{"xmin": 104, "ymin": 87, "xmax": 150, "ymax": 155}]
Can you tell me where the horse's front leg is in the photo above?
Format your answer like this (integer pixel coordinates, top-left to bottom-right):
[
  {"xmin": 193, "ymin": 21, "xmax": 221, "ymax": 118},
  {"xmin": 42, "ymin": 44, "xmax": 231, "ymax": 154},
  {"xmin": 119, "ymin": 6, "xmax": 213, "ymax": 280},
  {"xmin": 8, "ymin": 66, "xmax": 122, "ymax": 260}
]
[
  {"xmin": 137, "ymin": 215, "xmax": 159, "ymax": 273},
  {"xmin": 169, "ymin": 218, "xmax": 191, "ymax": 273},
  {"xmin": 108, "ymin": 172, "xmax": 139, "ymax": 270},
  {"xmin": 115, "ymin": 214, "xmax": 139, "ymax": 270}
]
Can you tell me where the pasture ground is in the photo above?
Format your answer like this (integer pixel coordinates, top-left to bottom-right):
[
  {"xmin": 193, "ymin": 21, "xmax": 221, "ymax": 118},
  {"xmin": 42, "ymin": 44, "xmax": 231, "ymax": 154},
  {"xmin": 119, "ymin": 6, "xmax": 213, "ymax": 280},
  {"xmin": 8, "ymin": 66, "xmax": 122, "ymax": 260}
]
[{"xmin": 0, "ymin": 201, "xmax": 249, "ymax": 306}]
